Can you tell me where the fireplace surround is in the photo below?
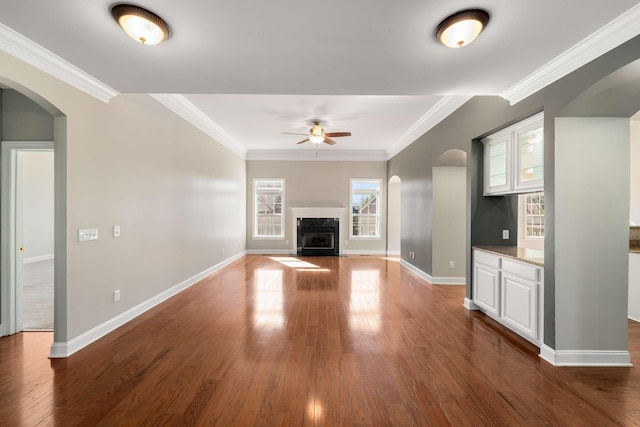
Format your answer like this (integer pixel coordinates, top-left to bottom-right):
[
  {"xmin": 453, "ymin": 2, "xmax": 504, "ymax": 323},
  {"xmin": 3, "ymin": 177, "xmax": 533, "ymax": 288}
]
[
  {"xmin": 297, "ymin": 218, "xmax": 339, "ymax": 256},
  {"xmin": 290, "ymin": 207, "xmax": 346, "ymax": 256}
]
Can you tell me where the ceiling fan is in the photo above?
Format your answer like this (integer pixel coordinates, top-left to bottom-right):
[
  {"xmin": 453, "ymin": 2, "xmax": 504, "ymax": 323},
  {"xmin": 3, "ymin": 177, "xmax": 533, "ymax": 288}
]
[{"xmin": 283, "ymin": 122, "xmax": 351, "ymax": 145}]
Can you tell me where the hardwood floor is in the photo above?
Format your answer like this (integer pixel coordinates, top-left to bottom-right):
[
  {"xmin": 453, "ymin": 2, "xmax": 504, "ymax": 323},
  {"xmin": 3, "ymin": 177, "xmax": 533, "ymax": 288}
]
[{"xmin": 1, "ymin": 255, "xmax": 639, "ymax": 426}]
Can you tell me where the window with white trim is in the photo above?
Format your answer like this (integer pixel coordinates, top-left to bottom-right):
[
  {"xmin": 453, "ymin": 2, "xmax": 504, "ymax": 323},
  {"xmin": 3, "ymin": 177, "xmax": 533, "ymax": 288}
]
[
  {"xmin": 350, "ymin": 179, "xmax": 381, "ymax": 238},
  {"xmin": 254, "ymin": 179, "xmax": 284, "ymax": 238},
  {"xmin": 524, "ymin": 192, "xmax": 544, "ymax": 238}
]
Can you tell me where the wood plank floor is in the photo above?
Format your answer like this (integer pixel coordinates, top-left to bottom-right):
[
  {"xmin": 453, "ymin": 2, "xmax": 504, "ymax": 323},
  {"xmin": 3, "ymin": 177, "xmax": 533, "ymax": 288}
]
[{"xmin": 1, "ymin": 255, "xmax": 639, "ymax": 426}]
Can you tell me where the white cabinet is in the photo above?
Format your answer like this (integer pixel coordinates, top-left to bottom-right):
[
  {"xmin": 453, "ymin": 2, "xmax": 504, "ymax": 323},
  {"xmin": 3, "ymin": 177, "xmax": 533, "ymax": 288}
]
[
  {"xmin": 472, "ymin": 249, "xmax": 544, "ymax": 346},
  {"xmin": 483, "ymin": 113, "xmax": 544, "ymax": 195}
]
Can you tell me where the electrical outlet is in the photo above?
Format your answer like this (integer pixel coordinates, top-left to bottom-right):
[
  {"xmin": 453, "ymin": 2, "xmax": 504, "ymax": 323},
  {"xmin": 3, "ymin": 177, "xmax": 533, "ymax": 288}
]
[
  {"xmin": 78, "ymin": 228, "xmax": 98, "ymax": 242},
  {"xmin": 449, "ymin": 261, "xmax": 455, "ymax": 269},
  {"xmin": 502, "ymin": 229, "xmax": 509, "ymax": 240},
  {"xmin": 113, "ymin": 225, "xmax": 121, "ymax": 237},
  {"xmin": 114, "ymin": 289, "xmax": 120, "ymax": 302}
]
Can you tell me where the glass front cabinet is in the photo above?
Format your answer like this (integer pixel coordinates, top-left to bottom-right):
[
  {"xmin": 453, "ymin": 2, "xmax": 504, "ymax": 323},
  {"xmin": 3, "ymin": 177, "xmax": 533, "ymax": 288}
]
[{"xmin": 483, "ymin": 113, "xmax": 543, "ymax": 196}]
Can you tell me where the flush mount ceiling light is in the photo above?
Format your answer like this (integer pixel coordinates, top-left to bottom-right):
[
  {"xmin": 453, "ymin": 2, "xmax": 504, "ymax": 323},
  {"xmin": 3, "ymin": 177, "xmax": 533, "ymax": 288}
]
[
  {"xmin": 435, "ymin": 9, "xmax": 489, "ymax": 48},
  {"xmin": 111, "ymin": 4, "xmax": 171, "ymax": 45}
]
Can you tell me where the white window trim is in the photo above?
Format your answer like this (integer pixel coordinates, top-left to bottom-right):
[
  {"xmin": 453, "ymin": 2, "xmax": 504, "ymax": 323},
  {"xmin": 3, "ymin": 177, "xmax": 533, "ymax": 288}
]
[
  {"xmin": 350, "ymin": 178, "xmax": 381, "ymax": 239},
  {"xmin": 253, "ymin": 178, "xmax": 285, "ymax": 240}
]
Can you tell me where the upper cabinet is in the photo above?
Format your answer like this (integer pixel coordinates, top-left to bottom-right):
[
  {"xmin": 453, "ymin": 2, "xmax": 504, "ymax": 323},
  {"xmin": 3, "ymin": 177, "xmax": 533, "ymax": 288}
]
[{"xmin": 483, "ymin": 113, "xmax": 543, "ymax": 196}]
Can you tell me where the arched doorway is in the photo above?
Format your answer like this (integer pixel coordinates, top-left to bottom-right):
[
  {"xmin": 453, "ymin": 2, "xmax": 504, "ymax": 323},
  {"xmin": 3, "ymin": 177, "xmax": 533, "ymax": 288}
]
[
  {"xmin": 431, "ymin": 150, "xmax": 467, "ymax": 284},
  {"xmin": 387, "ymin": 176, "xmax": 401, "ymax": 256}
]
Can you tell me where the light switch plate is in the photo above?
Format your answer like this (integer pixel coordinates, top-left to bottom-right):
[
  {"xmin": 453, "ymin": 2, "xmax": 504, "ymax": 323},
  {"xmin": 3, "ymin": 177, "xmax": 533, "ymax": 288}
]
[{"xmin": 79, "ymin": 228, "xmax": 98, "ymax": 242}]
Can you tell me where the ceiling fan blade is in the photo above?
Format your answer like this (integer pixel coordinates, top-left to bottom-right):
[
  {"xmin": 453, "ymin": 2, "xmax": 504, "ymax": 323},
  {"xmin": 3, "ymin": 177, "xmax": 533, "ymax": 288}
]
[
  {"xmin": 325, "ymin": 132, "xmax": 351, "ymax": 137},
  {"xmin": 296, "ymin": 138, "xmax": 310, "ymax": 144},
  {"xmin": 283, "ymin": 132, "xmax": 308, "ymax": 136},
  {"xmin": 324, "ymin": 138, "xmax": 337, "ymax": 145}
]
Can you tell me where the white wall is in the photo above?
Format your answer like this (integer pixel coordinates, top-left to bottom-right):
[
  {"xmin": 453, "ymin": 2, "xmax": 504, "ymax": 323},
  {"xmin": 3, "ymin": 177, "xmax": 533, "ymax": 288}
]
[
  {"xmin": 432, "ymin": 167, "xmax": 466, "ymax": 279},
  {"xmin": 0, "ymin": 51, "xmax": 247, "ymax": 344},
  {"xmin": 555, "ymin": 117, "xmax": 629, "ymax": 351},
  {"xmin": 246, "ymin": 161, "xmax": 387, "ymax": 254},
  {"xmin": 387, "ymin": 177, "xmax": 401, "ymax": 255},
  {"xmin": 21, "ymin": 151, "xmax": 54, "ymax": 260}
]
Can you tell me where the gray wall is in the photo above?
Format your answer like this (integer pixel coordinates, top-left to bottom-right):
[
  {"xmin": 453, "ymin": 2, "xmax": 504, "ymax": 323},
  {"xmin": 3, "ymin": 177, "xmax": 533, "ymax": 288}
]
[
  {"xmin": 246, "ymin": 161, "xmax": 387, "ymax": 254},
  {"xmin": 0, "ymin": 51, "xmax": 247, "ymax": 343},
  {"xmin": 432, "ymin": 166, "xmax": 466, "ymax": 278},
  {"xmin": 22, "ymin": 151, "xmax": 54, "ymax": 260},
  {"xmin": 2, "ymin": 89, "xmax": 53, "ymax": 140},
  {"xmin": 555, "ymin": 118, "xmax": 629, "ymax": 351},
  {"xmin": 388, "ymin": 35, "xmax": 640, "ymax": 351}
]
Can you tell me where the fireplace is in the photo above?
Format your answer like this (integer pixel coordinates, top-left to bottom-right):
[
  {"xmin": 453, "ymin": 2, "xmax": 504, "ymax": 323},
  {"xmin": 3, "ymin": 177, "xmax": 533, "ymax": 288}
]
[{"xmin": 297, "ymin": 218, "xmax": 339, "ymax": 256}]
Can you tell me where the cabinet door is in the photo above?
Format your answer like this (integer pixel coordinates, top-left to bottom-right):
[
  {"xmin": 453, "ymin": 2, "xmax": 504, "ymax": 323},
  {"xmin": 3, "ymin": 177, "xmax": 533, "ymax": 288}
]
[
  {"xmin": 500, "ymin": 272, "xmax": 538, "ymax": 341},
  {"xmin": 514, "ymin": 121, "xmax": 544, "ymax": 191},
  {"xmin": 483, "ymin": 135, "xmax": 513, "ymax": 195},
  {"xmin": 473, "ymin": 263, "xmax": 500, "ymax": 316}
]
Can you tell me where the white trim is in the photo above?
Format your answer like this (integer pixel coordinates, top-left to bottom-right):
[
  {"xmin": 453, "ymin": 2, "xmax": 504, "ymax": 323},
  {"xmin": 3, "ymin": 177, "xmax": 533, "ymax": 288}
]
[
  {"xmin": 48, "ymin": 251, "xmax": 246, "ymax": 358},
  {"xmin": 539, "ymin": 345, "xmax": 633, "ymax": 367},
  {"xmin": 386, "ymin": 251, "xmax": 400, "ymax": 256},
  {"xmin": 343, "ymin": 250, "xmax": 387, "ymax": 255},
  {"xmin": 253, "ymin": 178, "xmax": 285, "ymax": 239},
  {"xmin": 350, "ymin": 178, "xmax": 382, "ymax": 239},
  {"xmin": 400, "ymin": 259, "xmax": 433, "ymax": 284},
  {"xmin": 23, "ymin": 254, "xmax": 54, "ymax": 264},
  {"xmin": 246, "ymin": 249, "xmax": 291, "ymax": 255},
  {"xmin": 431, "ymin": 276, "xmax": 466, "ymax": 285},
  {"xmin": 629, "ymin": 315, "xmax": 640, "ymax": 322},
  {"xmin": 501, "ymin": 4, "xmax": 640, "ymax": 105},
  {"xmin": 0, "ymin": 23, "xmax": 118, "ymax": 103},
  {"xmin": 386, "ymin": 96, "xmax": 472, "ymax": 159},
  {"xmin": 247, "ymin": 150, "xmax": 388, "ymax": 162},
  {"xmin": 464, "ymin": 297, "xmax": 480, "ymax": 310},
  {"xmin": 150, "ymin": 94, "xmax": 247, "ymax": 159}
]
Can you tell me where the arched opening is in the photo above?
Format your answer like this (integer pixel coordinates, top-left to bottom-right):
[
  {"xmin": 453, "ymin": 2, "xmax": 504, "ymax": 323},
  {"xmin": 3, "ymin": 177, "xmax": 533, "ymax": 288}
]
[
  {"xmin": 431, "ymin": 149, "xmax": 467, "ymax": 284},
  {"xmin": 387, "ymin": 176, "xmax": 401, "ymax": 256},
  {"xmin": 0, "ymin": 76, "xmax": 67, "ymax": 353}
]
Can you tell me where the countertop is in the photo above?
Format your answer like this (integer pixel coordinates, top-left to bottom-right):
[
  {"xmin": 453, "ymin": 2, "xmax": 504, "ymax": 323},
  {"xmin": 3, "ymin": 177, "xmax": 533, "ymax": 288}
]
[{"xmin": 473, "ymin": 246, "xmax": 544, "ymax": 267}]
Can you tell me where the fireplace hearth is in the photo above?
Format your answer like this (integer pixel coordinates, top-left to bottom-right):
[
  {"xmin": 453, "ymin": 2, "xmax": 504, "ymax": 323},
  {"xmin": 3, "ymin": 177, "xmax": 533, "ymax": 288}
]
[{"xmin": 297, "ymin": 218, "xmax": 339, "ymax": 256}]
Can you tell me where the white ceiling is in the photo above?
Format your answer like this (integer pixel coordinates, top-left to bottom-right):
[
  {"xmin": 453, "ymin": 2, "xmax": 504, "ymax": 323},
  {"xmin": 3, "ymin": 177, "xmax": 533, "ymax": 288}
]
[{"xmin": 0, "ymin": 1, "xmax": 639, "ymax": 157}]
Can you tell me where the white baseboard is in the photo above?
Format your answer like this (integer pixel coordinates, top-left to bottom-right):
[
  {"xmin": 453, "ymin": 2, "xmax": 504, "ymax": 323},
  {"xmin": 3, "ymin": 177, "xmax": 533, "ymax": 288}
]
[
  {"xmin": 343, "ymin": 250, "xmax": 387, "ymax": 255},
  {"xmin": 386, "ymin": 251, "xmax": 400, "ymax": 256},
  {"xmin": 23, "ymin": 254, "xmax": 54, "ymax": 264},
  {"xmin": 400, "ymin": 259, "xmax": 432, "ymax": 284},
  {"xmin": 629, "ymin": 315, "xmax": 640, "ymax": 323},
  {"xmin": 245, "ymin": 249, "xmax": 291, "ymax": 255},
  {"xmin": 49, "ymin": 251, "xmax": 247, "ymax": 358},
  {"xmin": 539, "ymin": 344, "xmax": 633, "ymax": 367},
  {"xmin": 464, "ymin": 297, "xmax": 480, "ymax": 310},
  {"xmin": 399, "ymin": 259, "xmax": 466, "ymax": 286},
  {"xmin": 431, "ymin": 276, "xmax": 466, "ymax": 285}
]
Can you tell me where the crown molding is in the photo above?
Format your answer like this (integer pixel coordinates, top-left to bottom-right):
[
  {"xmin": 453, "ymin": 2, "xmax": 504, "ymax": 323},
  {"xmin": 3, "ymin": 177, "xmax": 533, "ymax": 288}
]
[
  {"xmin": 246, "ymin": 149, "xmax": 388, "ymax": 162},
  {"xmin": 0, "ymin": 23, "xmax": 118, "ymax": 103},
  {"xmin": 386, "ymin": 95, "xmax": 472, "ymax": 159},
  {"xmin": 501, "ymin": 4, "xmax": 640, "ymax": 105},
  {"xmin": 151, "ymin": 94, "xmax": 247, "ymax": 159}
]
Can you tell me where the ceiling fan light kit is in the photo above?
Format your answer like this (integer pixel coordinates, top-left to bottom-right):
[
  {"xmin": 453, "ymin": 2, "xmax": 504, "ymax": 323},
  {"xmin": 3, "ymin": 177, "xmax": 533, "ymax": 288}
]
[
  {"xmin": 435, "ymin": 9, "xmax": 489, "ymax": 48},
  {"xmin": 111, "ymin": 4, "xmax": 171, "ymax": 45},
  {"xmin": 284, "ymin": 122, "xmax": 352, "ymax": 146}
]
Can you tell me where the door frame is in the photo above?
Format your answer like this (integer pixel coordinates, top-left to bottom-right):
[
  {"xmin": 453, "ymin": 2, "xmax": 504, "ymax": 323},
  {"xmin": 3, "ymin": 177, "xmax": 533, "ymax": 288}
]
[{"xmin": 0, "ymin": 141, "xmax": 54, "ymax": 336}]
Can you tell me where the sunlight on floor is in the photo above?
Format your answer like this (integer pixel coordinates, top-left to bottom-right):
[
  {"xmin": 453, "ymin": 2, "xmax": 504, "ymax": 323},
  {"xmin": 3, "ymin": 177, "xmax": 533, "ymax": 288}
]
[
  {"xmin": 254, "ymin": 269, "xmax": 284, "ymax": 330},
  {"xmin": 350, "ymin": 269, "xmax": 381, "ymax": 334},
  {"xmin": 269, "ymin": 257, "xmax": 331, "ymax": 272}
]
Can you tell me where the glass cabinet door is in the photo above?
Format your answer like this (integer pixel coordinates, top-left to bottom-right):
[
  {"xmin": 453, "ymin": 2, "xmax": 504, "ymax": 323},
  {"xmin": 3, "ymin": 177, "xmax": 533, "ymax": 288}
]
[
  {"xmin": 484, "ymin": 135, "xmax": 512, "ymax": 195},
  {"xmin": 515, "ymin": 124, "xmax": 543, "ymax": 190}
]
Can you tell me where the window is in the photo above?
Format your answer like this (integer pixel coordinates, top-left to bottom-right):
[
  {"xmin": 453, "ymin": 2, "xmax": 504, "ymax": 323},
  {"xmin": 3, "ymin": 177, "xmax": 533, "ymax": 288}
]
[
  {"xmin": 351, "ymin": 179, "xmax": 381, "ymax": 238},
  {"xmin": 254, "ymin": 179, "xmax": 284, "ymax": 238},
  {"xmin": 524, "ymin": 192, "xmax": 544, "ymax": 238}
]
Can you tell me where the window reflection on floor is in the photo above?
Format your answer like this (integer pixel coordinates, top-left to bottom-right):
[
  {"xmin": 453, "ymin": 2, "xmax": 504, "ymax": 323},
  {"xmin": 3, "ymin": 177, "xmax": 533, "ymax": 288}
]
[
  {"xmin": 350, "ymin": 269, "xmax": 381, "ymax": 333},
  {"xmin": 254, "ymin": 269, "xmax": 284, "ymax": 330}
]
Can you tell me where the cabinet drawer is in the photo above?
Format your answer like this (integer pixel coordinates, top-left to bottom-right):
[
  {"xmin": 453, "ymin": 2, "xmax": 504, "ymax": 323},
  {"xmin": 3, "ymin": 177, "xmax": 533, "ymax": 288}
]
[
  {"xmin": 474, "ymin": 250, "xmax": 500, "ymax": 269},
  {"xmin": 502, "ymin": 258, "xmax": 539, "ymax": 281}
]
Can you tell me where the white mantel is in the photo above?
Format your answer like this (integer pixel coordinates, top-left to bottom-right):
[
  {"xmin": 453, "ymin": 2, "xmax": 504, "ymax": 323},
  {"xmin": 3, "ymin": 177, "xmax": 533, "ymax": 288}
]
[{"xmin": 291, "ymin": 207, "xmax": 347, "ymax": 255}]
